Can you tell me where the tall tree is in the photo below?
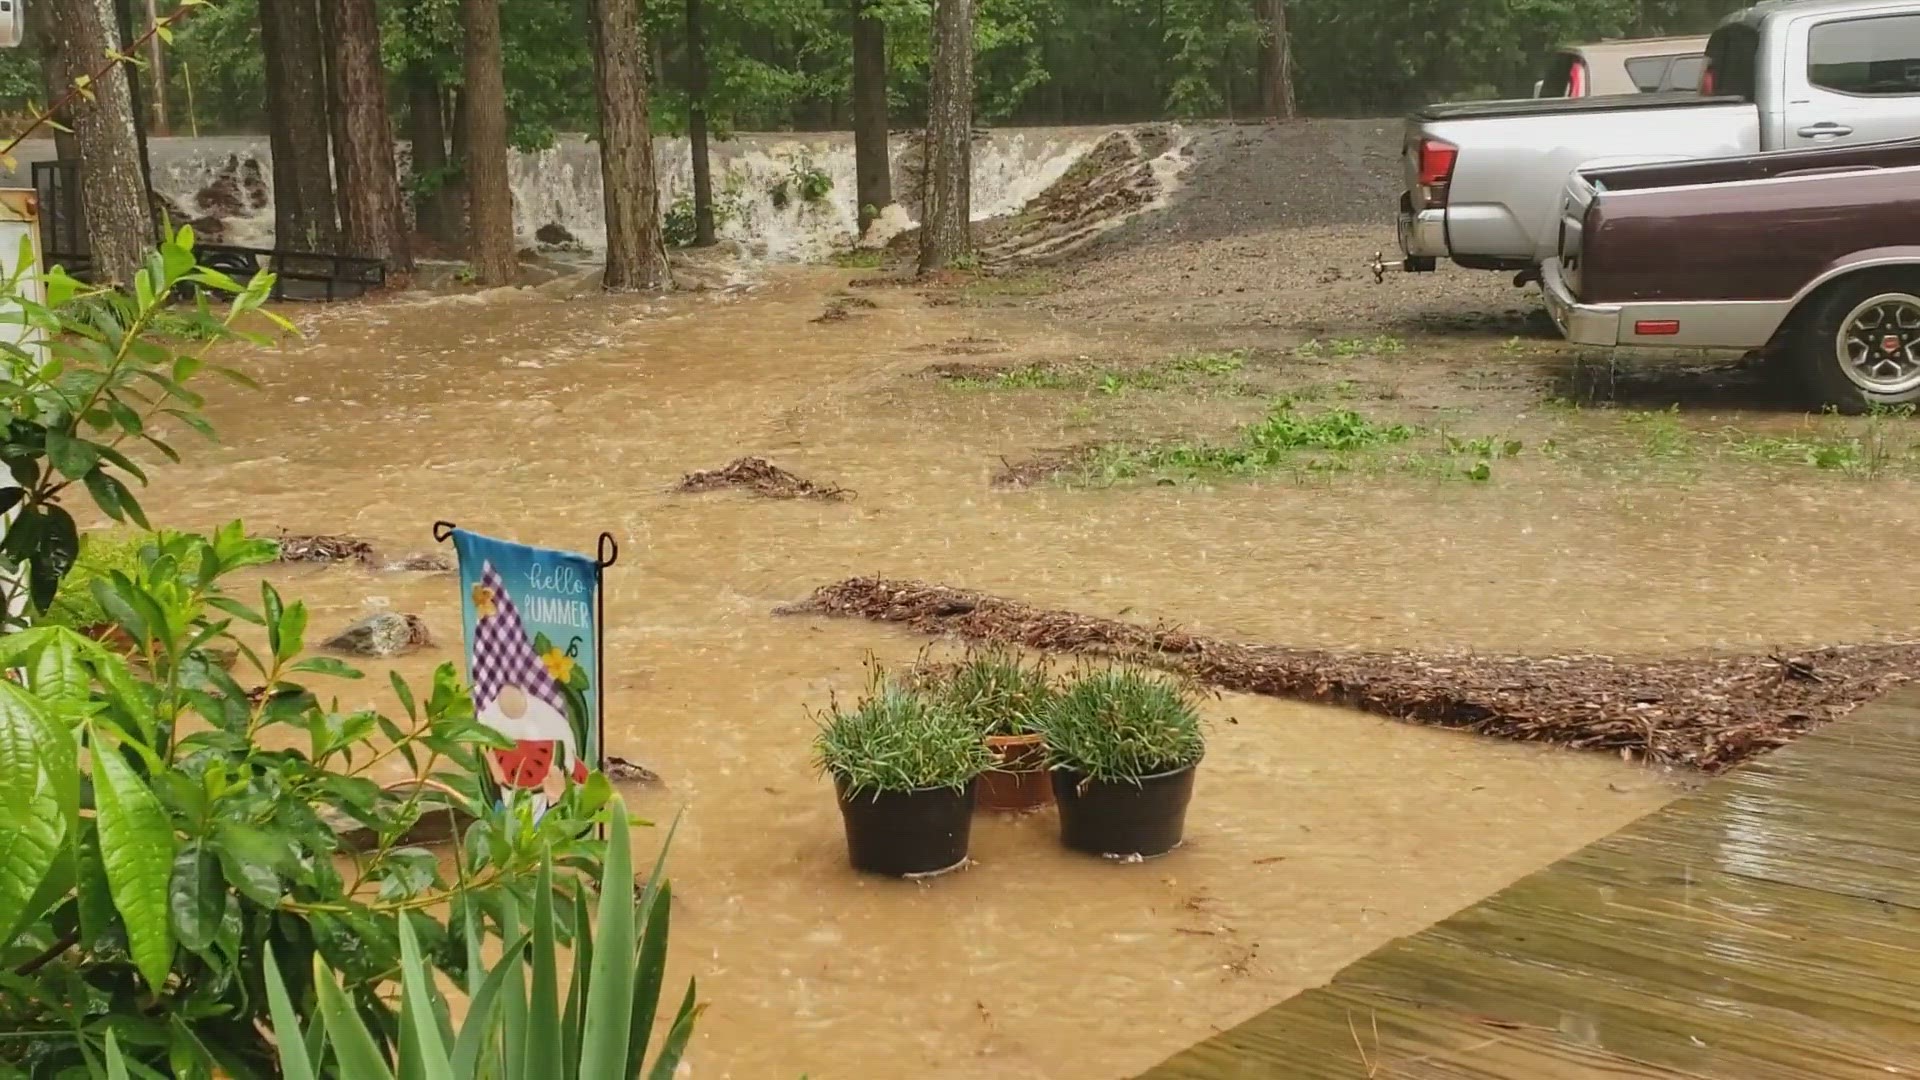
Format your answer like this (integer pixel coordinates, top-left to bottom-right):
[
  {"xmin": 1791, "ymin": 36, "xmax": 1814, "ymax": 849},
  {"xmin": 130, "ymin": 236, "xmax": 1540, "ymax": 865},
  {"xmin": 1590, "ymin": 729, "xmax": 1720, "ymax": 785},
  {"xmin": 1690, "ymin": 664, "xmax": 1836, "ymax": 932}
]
[
  {"xmin": 587, "ymin": 0, "xmax": 671, "ymax": 291},
  {"xmin": 330, "ymin": 0, "xmax": 413, "ymax": 274},
  {"xmin": 684, "ymin": 0, "xmax": 717, "ymax": 246},
  {"xmin": 918, "ymin": 0, "xmax": 973, "ymax": 273},
  {"xmin": 406, "ymin": 71, "xmax": 461, "ymax": 244},
  {"xmin": 1258, "ymin": 0, "xmax": 1296, "ymax": 119},
  {"xmin": 26, "ymin": 0, "xmax": 79, "ymax": 163},
  {"xmin": 259, "ymin": 0, "xmax": 339, "ymax": 253},
  {"xmin": 461, "ymin": 0, "xmax": 517, "ymax": 283},
  {"xmin": 46, "ymin": 0, "xmax": 150, "ymax": 284},
  {"xmin": 850, "ymin": 0, "xmax": 891, "ymax": 236}
]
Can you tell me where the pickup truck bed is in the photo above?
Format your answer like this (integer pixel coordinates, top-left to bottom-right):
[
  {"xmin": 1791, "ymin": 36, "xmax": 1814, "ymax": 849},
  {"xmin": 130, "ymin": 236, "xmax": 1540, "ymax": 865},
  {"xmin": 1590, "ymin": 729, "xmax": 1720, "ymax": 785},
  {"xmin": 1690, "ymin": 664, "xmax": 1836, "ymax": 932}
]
[
  {"xmin": 1399, "ymin": 96, "xmax": 1757, "ymax": 272},
  {"xmin": 1544, "ymin": 137, "xmax": 1920, "ymax": 410}
]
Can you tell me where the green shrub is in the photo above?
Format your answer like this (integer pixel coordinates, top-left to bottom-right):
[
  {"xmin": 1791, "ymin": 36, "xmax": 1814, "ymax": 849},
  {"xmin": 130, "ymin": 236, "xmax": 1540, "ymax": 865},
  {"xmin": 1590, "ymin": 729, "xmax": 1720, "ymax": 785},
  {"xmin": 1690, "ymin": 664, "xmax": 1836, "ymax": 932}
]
[{"xmin": 1038, "ymin": 668, "xmax": 1206, "ymax": 782}]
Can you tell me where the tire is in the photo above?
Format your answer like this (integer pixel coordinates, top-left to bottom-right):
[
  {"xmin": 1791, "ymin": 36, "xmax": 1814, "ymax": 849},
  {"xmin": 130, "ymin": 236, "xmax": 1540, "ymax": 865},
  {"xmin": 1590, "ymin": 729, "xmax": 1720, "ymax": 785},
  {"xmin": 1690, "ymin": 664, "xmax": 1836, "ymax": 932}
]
[{"xmin": 1796, "ymin": 271, "xmax": 1920, "ymax": 413}]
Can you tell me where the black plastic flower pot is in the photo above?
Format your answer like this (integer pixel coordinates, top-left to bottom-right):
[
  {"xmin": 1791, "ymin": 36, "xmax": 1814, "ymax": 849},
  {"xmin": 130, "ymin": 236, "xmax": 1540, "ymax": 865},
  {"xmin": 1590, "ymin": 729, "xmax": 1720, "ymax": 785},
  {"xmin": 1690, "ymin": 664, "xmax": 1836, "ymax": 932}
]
[
  {"xmin": 834, "ymin": 776, "xmax": 978, "ymax": 877},
  {"xmin": 1051, "ymin": 764, "xmax": 1197, "ymax": 859}
]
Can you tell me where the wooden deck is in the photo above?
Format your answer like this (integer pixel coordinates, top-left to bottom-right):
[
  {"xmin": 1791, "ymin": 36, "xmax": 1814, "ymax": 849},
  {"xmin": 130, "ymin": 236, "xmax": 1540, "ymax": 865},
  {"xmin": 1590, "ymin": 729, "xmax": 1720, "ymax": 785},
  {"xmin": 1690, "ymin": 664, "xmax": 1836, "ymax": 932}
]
[{"xmin": 1140, "ymin": 691, "xmax": 1920, "ymax": 1079}]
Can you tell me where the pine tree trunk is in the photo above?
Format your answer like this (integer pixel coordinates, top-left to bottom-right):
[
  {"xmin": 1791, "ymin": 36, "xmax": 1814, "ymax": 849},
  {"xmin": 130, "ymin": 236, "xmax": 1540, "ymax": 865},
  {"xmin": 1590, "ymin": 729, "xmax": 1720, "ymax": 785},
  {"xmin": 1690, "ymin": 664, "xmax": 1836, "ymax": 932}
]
[
  {"xmin": 1258, "ymin": 0, "xmax": 1298, "ymax": 120},
  {"xmin": 330, "ymin": 0, "xmax": 412, "ymax": 274},
  {"xmin": 27, "ymin": 0, "xmax": 80, "ymax": 161},
  {"xmin": 447, "ymin": 89, "xmax": 472, "ymax": 240},
  {"xmin": 260, "ymin": 0, "xmax": 339, "ymax": 253},
  {"xmin": 406, "ymin": 70, "xmax": 460, "ymax": 245},
  {"xmin": 685, "ymin": 0, "xmax": 716, "ymax": 246},
  {"xmin": 850, "ymin": 0, "xmax": 891, "ymax": 236},
  {"xmin": 46, "ymin": 0, "xmax": 150, "ymax": 285},
  {"xmin": 587, "ymin": 0, "xmax": 671, "ymax": 291},
  {"xmin": 918, "ymin": 0, "xmax": 972, "ymax": 274},
  {"xmin": 319, "ymin": 0, "xmax": 351, "ymax": 209},
  {"xmin": 461, "ymin": 0, "xmax": 517, "ymax": 282}
]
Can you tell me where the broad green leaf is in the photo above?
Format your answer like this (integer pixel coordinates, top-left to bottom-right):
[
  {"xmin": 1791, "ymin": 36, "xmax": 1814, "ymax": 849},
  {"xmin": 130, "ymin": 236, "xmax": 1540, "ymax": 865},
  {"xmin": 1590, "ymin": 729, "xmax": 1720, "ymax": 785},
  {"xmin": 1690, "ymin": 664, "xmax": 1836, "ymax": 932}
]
[
  {"xmin": 627, "ymin": 880, "xmax": 673, "ymax": 1078},
  {"xmin": 92, "ymin": 736, "xmax": 177, "ymax": 991},
  {"xmin": 0, "ymin": 720, "xmax": 62, "ymax": 941},
  {"xmin": 645, "ymin": 980, "xmax": 702, "ymax": 1080},
  {"xmin": 450, "ymin": 933, "xmax": 530, "ymax": 1078},
  {"xmin": 104, "ymin": 1030, "xmax": 133, "ymax": 1080},
  {"xmin": 313, "ymin": 959, "xmax": 396, "ymax": 1080},
  {"xmin": 27, "ymin": 629, "xmax": 90, "ymax": 712},
  {"xmin": 44, "ymin": 428, "xmax": 101, "ymax": 480},
  {"xmin": 0, "ymin": 682, "xmax": 77, "ymax": 833},
  {"xmin": 524, "ymin": 856, "xmax": 561, "ymax": 1076},
  {"xmin": 398, "ymin": 917, "xmax": 455, "ymax": 1080},
  {"xmin": 291, "ymin": 656, "xmax": 361, "ymax": 680},
  {"xmin": 263, "ymin": 948, "xmax": 317, "ymax": 1080},
  {"xmin": 579, "ymin": 799, "xmax": 638, "ymax": 1079},
  {"xmin": 501, "ymin": 895, "xmax": 528, "ymax": 1077},
  {"xmin": 168, "ymin": 842, "xmax": 221, "ymax": 954}
]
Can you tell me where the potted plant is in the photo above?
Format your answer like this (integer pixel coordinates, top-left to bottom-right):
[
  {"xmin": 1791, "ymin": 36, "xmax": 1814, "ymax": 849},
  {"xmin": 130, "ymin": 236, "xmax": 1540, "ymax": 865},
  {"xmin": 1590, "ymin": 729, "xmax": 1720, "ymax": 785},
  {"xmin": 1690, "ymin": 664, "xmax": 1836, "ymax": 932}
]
[
  {"xmin": 942, "ymin": 648, "xmax": 1058, "ymax": 812},
  {"xmin": 813, "ymin": 673, "xmax": 993, "ymax": 877},
  {"xmin": 1037, "ymin": 667, "xmax": 1205, "ymax": 859}
]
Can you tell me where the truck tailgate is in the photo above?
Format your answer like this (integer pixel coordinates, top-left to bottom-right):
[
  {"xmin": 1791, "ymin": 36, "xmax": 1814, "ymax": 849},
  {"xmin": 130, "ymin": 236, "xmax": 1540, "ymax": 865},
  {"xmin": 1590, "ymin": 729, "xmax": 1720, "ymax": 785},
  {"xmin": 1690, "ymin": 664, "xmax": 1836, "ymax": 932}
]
[{"xmin": 1417, "ymin": 97, "xmax": 1758, "ymax": 264}]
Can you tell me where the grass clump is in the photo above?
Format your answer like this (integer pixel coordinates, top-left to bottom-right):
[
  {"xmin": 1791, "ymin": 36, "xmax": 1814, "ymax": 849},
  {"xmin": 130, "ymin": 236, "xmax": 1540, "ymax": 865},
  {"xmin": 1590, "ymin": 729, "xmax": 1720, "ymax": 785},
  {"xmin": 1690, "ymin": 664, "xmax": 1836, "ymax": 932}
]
[
  {"xmin": 1036, "ymin": 668, "xmax": 1205, "ymax": 782},
  {"xmin": 41, "ymin": 532, "xmax": 148, "ymax": 629},
  {"xmin": 941, "ymin": 648, "xmax": 1057, "ymax": 736},
  {"xmin": 812, "ymin": 672, "xmax": 993, "ymax": 797},
  {"xmin": 1083, "ymin": 402, "xmax": 1415, "ymax": 482},
  {"xmin": 961, "ymin": 270, "xmax": 1056, "ymax": 300},
  {"xmin": 829, "ymin": 248, "xmax": 885, "ymax": 269},
  {"xmin": 1298, "ymin": 335, "xmax": 1404, "ymax": 358}
]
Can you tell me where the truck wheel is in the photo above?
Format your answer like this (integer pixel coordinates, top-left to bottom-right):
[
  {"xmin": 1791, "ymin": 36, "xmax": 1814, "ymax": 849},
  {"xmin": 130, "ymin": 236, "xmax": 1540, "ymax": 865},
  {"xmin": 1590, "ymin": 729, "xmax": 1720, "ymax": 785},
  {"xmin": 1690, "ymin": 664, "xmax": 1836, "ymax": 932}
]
[{"xmin": 1798, "ymin": 273, "xmax": 1920, "ymax": 413}]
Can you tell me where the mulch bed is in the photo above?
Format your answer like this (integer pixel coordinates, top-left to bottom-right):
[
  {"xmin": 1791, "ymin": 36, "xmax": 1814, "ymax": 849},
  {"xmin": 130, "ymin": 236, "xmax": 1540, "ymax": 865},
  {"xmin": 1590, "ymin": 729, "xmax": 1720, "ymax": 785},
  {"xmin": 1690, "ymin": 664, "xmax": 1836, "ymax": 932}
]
[
  {"xmin": 675, "ymin": 457, "xmax": 852, "ymax": 501},
  {"xmin": 276, "ymin": 533, "xmax": 379, "ymax": 566},
  {"xmin": 776, "ymin": 577, "xmax": 1920, "ymax": 772}
]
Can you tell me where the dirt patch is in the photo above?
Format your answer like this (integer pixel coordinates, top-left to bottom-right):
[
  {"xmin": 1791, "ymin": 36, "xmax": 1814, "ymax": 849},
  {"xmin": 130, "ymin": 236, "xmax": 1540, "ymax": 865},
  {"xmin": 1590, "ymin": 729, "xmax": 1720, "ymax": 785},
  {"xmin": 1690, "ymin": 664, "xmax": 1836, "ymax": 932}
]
[
  {"xmin": 675, "ymin": 457, "xmax": 852, "ymax": 500},
  {"xmin": 276, "ymin": 533, "xmax": 378, "ymax": 566},
  {"xmin": 991, "ymin": 449, "xmax": 1085, "ymax": 487},
  {"xmin": 778, "ymin": 578, "xmax": 1920, "ymax": 772},
  {"xmin": 911, "ymin": 336, "xmax": 1009, "ymax": 356}
]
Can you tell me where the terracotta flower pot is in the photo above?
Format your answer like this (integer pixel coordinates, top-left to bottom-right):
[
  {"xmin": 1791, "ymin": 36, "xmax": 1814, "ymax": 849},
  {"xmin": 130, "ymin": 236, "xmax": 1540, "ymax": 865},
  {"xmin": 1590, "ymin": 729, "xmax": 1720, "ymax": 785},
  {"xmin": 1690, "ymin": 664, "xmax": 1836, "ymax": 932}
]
[{"xmin": 976, "ymin": 732, "xmax": 1054, "ymax": 812}]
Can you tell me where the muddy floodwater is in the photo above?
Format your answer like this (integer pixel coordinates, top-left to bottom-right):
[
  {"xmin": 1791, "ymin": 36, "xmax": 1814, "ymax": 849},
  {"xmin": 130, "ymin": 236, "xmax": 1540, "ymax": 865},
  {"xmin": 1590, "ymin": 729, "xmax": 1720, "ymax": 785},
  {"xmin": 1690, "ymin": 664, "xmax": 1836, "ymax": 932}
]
[{"xmin": 127, "ymin": 267, "xmax": 1920, "ymax": 1077}]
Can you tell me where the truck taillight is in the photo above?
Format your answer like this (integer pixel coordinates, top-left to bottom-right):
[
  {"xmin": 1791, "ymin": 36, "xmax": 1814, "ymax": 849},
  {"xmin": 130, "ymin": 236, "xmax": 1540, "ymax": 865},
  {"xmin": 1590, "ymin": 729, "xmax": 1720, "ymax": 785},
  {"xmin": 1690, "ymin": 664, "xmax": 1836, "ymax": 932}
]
[
  {"xmin": 1418, "ymin": 138, "xmax": 1458, "ymax": 208},
  {"xmin": 1699, "ymin": 65, "xmax": 1716, "ymax": 95},
  {"xmin": 1568, "ymin": 60, "xmax": 1589, "ymax": 98}
]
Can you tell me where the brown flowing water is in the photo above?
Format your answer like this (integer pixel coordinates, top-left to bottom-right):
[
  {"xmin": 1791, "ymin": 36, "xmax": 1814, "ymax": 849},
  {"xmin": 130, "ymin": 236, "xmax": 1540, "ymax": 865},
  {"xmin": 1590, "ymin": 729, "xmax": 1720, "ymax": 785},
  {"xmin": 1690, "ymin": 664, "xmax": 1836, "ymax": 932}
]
[{"xmin": 128, "ymin": 269, "xmax": 1920, "ymax": 1077}]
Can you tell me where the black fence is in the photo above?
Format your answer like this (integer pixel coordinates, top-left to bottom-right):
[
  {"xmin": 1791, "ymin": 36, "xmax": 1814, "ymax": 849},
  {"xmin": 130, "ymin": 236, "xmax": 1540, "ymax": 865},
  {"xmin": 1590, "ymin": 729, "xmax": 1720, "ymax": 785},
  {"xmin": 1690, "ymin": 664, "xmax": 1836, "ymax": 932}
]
[{"xmin": 31, "ymin": 160, "xmax": 386, "ymax": 302}]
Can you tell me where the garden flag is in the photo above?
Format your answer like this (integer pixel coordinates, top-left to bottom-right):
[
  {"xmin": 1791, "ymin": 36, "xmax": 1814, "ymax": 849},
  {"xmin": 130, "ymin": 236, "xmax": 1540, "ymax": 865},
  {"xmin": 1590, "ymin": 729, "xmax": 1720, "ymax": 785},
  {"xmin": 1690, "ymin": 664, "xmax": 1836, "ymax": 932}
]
[{"xmin": 451, "ymin": 529, "xmax": 602, "ymax": 802}]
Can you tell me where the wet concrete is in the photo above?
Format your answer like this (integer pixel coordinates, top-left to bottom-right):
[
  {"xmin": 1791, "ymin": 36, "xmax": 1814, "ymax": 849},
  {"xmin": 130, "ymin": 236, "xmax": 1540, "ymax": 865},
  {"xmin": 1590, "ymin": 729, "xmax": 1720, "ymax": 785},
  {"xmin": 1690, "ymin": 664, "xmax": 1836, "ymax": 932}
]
[{"xmin": 126, "ymin": 268, "xmax": 1920, "ymax": 1077}]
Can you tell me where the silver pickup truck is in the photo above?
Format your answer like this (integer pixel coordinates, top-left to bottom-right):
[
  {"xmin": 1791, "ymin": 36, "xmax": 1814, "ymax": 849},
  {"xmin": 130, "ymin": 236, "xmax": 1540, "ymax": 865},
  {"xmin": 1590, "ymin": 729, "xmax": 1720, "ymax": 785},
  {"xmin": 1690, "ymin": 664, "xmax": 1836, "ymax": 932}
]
[{"xmin": 1392, "ymin": 0, "xmax": 1920, "ymax": 279}]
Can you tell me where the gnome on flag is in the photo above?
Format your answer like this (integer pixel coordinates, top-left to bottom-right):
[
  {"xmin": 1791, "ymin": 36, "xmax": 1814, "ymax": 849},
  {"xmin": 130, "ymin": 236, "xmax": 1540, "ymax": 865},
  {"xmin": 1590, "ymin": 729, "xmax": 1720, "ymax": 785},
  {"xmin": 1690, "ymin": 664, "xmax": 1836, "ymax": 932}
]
[{"xmin": 468, "ymin": 563, "xmax": 590, "ymax": 788}]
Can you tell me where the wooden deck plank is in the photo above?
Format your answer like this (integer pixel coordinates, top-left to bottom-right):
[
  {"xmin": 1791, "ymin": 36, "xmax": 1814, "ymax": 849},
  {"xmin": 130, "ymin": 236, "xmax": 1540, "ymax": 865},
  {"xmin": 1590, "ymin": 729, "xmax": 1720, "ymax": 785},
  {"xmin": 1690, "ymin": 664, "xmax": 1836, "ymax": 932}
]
[{"xmin": 1138, "ymin": 691, "xmax": 1920, "ymax": 1079}]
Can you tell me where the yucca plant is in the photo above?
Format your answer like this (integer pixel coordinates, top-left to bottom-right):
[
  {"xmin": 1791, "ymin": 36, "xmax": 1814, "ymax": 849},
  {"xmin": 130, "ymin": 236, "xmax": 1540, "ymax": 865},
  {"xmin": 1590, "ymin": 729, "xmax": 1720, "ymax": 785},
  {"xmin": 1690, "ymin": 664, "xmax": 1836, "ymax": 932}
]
[{"xmin": 250, "ymin": 797, "xmax": 698, "ymax": 1080}]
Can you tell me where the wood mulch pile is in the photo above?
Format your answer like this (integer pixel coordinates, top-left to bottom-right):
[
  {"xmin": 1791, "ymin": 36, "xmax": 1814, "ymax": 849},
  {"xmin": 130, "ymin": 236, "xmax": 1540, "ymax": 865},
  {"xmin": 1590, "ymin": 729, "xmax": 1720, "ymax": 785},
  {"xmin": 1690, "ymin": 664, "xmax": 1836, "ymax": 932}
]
[
  {"xmin": 777, "ymin": 577, "xmax": 1920, "ymax": 772},
  {"xmin": 675, "ymin": 457, "xmax": 852, "ymax": 501},
  {"xmin": 276, "ymin": 533, "xmax": 379, "ymax": 566}
]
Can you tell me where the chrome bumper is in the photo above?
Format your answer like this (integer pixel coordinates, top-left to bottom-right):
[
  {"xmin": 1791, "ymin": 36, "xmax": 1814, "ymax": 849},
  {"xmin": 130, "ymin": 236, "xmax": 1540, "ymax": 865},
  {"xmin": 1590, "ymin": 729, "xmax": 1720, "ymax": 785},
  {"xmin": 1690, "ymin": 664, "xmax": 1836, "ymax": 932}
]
[
  {"xmin": 1540, "ymin": 258, "xmax": 1621, "ymax": 346},
  {"xmin": 1397, "ymin": 206, "xmax": 1448, "ymax": 259}
]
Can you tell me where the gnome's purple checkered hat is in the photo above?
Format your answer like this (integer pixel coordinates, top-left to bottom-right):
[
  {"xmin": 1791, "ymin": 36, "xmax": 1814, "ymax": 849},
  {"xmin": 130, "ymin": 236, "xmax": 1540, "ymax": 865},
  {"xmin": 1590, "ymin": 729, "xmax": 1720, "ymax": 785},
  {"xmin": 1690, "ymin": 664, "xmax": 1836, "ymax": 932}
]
[{"xmin": 471, "ymin": 562, "xmax": 567, "ymax": 715}]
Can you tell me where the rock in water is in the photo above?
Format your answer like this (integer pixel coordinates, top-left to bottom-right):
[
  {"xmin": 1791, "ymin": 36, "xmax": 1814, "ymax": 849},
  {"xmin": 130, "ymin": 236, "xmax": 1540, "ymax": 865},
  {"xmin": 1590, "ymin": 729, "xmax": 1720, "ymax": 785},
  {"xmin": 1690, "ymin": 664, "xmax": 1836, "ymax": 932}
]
[{"xmin": 324, "ymin": 613, "xmax": 433, "ymax": 657}]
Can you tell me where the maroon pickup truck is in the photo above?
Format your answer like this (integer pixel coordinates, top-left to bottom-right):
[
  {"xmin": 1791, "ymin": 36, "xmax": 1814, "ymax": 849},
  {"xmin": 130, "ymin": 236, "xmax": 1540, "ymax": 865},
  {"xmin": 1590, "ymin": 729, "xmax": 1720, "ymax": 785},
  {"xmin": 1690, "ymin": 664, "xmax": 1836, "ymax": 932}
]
[{"xmin": 1541, "ymin": 138, "xmax": 1920, "ymax": 410}]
